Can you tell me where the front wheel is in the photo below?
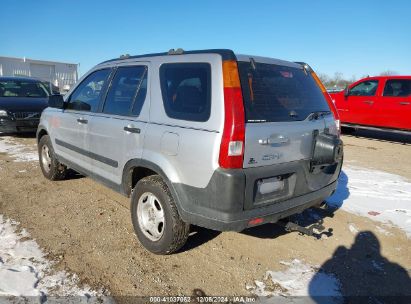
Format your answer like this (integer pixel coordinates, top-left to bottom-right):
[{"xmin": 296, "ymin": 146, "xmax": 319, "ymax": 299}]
[
  {"xmin": 38, "ymin": 135, "xmax": 67, "ymax": 181},
  {"xmin": 131, "ymin": 175, "xmax": 190, "ymax": 254}
]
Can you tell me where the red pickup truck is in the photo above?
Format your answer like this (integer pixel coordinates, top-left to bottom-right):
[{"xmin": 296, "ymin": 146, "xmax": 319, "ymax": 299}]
[{"xmin": 329, "ymin": 76, "xmax": 411, "ymax": 132}]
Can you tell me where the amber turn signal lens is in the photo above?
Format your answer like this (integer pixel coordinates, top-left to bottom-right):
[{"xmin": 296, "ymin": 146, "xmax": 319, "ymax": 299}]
[
  {"xmin": 222, "ymin": 60, "xmax": 241, "ymax": 88},
  {"xmin": 311, "ymin": 71, "xmax": 327, "ymax": 93}
]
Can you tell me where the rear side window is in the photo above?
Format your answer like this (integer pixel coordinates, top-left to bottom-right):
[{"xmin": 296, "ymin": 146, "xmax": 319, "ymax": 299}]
[
  {"xmin": 238, "ymin": 62, "xmax": 330, "ymax": 123},
  {"xmin": 67, "ymin": 69, "xmax": 111, "ymax": 112},
  {"xmin": 349, "ymin": 80, "xmax": 379, "ymax": 96},
  {"xmin": 103, "ymin": 66, "xmax": 147, "ymax": 116},
  {"xmin": 383, "ymin": 79, "xmax": 411, "ymax": 97},
  {"xmin": 160, "ymin": 63, "xmax": 211, "ymax": 122}
]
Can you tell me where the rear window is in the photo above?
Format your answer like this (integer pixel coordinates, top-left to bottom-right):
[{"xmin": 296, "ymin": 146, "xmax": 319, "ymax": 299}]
[
  {"xmin": 160, "ymin": 63, "xmax": 211, "ymax": 122},
  {"xmin": 238, "ymin": 62, "xmax": 330, "ymax": 123}
]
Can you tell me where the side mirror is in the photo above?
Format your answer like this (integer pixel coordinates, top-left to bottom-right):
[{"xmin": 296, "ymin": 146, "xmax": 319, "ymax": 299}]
[
  {"xmin": 48, "ymin": 94, "xmax": 65, "ymax": 109},
  {"xmin": 344, "ymin": 86, "xmax": 350, "ymax": 97}
]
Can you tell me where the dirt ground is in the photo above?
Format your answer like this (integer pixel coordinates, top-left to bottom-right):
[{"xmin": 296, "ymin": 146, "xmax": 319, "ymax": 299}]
[{"xmin": 0, "ymin": 130, "xmax": 410, "ymax": 299}]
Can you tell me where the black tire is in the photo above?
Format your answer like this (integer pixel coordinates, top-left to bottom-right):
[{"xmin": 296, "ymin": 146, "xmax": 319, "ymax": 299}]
[
  {"xmin": 131, "ymin": 175, "xmax": 190, "ymax": 254},
  {"xmin": 38, "ymin": 135, "xmax": 67, "ymax": 181}
]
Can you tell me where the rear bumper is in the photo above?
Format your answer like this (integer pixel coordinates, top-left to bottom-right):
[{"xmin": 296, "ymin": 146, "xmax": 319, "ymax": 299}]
[
  {"xmin": 0, "ymin": 117, "xmax": 39, "ymax": 133},
  {"xmin": 174, "ymin": 158, "xmax": 342, "ymax": 231}
]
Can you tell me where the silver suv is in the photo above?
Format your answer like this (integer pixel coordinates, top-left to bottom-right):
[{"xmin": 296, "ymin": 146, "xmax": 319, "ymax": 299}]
[{"xmin": 37, "ymin": 49, "xmax": 343, "ymax": 254}]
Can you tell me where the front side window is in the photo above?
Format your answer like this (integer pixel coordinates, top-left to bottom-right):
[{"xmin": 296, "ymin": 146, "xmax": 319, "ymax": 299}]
[
  {"xmin": 103, "ymin": 66, "xmax": 147, "ymax": 116},
  {"xmin": 349, "ymin": 80, "xmax": 379, "ymax": 96},
  {"xmin": 383, "ymin": 79, "xmax": 411, "ymax": 97},
  {"xmin": 67, "ymin": 69, "xmax": 111, "ymax": 112},
  {"xmin": 160, "ymin": 63, "xmax": 211, "ymax": 122},
  {"xmin": 0, "ymin": 80, "xmax": 49, "ymax": 98}
]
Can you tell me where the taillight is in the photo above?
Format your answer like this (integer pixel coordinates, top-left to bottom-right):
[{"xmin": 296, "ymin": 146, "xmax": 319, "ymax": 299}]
[
  {"xmin": 219, "ymin": 60, "xmax": 245, "ymax": 169},
  {"xmin": 311, "ymin": 70, "xmax": 341, "ymax": 135}
]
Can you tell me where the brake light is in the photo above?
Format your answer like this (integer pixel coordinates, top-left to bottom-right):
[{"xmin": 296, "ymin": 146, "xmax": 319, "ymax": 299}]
[
  {"xmin": 219, "ymin": 60, "xmax": 245, "ymax": 169},
  {"xmin": 311, "ymin": 71, "xmax": 341, "ymax": 135}
]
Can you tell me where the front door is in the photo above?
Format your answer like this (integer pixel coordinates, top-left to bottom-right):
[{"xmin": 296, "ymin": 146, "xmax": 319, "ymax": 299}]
[
  {"xmin": 53, "ymin": 68, "xmax": 112, "ymax": 170},
  {"xmin": 345, "ymin": 79, "xmax": 379, "ymax": 126}
]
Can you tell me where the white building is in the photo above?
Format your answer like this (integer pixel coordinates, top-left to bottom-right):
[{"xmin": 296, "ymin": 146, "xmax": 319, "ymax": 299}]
[{"xmin": 0, "ymin": 56, "xmax": 78, "ymax": 92}]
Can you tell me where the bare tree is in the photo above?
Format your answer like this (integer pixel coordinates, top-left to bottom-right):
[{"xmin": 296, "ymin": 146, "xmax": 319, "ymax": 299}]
[
  {"xmin": 318, "ymin": 72, "xmax": 356, "ymax": 89},
  {"xmin": 379, "ymin": 70, "xmax": 398, "ymax": 76},
  {"xmin": 318, "ymin": 73, "xmax": 330, "ymax": 84}
]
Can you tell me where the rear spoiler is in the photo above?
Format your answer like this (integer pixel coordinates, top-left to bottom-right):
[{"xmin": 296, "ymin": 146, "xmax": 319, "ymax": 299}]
[{"xmin": 294, "ymin": 62, "xmax": 313, "ymax": 74}]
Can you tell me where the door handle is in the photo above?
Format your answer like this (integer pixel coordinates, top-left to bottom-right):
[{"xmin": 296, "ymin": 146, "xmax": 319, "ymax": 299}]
[
  {"xmin": 399, "ymin": 101, "xmax": 410, "ymax": 105},
  {"xmin": 124, "ymin": 126, "xmax": 141, "ymax": 134},
  {"xmin": 77, "ymin": 118, "xmax": 88, "ymax": 124},
  {"xmin": 259, "ymin": 135, "xmax": 289, "ymax": 145},
  {"xmin": 363, "ymin": 100, "xmax": 374, "ymax": 104}
]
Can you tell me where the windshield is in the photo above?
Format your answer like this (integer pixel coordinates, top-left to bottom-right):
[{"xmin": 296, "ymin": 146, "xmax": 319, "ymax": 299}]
[
  {"xmin": 238, "ymin": 61, "xmax": 330, "ymax": 122},
  {"xmin": 0, "ymin": 80, "xmax": 50, "ymax": 98}
]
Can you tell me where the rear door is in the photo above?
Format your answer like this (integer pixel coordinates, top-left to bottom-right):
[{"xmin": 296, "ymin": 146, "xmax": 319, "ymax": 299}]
[
  {"xmin": 86, "ymin": 64, "xmax": 149, "ymax": 185},
  {"xmin": 377, "ymin": 78, "xmax": 411, "ymax": 130},
  {"xmin": 237, "ymin": 60, "xmax": 331, "ymax": 169}
]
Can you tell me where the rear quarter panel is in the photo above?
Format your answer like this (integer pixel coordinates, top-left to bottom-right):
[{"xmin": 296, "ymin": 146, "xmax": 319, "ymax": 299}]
[{"xmin": 143, "ymin": 54, "xmax": 225, "ymax": 188}]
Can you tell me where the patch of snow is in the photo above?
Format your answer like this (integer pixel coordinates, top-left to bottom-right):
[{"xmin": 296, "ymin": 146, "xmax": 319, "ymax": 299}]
[
  {"xmin": 348, "ymin": 223, "xmax": 359, "ymax": 234},
  {"xmin": 0, "ymin": 136, "xmax": 38, "ymax": 162},
  {"xmin": 375, "ymin": 225, "xmax": 393, "ymax": 237},
  {"xmin": 247, "ymin": 259, "xmax": 342, "ymax": 303},
  {"xmin": 0, "ymin": 215, "xmax": 112, "ymax": 302},
  {"xmin": 327, "ymin": 166, "xmax": 411, "ymax": 238}
]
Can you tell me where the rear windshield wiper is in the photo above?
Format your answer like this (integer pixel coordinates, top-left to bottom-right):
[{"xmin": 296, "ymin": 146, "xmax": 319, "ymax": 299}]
[{"xmin": 307, "ymin": 111, "xmax": 332, "ymax": 121}]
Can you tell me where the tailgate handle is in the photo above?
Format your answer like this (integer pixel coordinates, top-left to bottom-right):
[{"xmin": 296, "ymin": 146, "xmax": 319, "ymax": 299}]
[{"xmin": 259, "ymin": 135, "xmax": 289, "ymax": 145}]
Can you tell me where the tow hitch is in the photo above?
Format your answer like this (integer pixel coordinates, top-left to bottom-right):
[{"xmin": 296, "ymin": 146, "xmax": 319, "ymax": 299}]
[{"xmin": 278, "ymin": 216, "xmax": 333, "ymax": 239}]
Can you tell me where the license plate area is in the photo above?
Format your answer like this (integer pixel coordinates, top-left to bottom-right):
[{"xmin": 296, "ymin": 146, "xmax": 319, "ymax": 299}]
[
  {"xmin": 244, "ymin": 162, "xmax": 301, "ymax": 210},
  {"xmin": 253, "ymin": 174, "xmax": 296, "ymax": 207}
]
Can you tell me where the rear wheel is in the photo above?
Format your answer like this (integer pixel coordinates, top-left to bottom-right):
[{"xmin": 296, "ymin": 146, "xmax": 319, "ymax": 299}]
[
  {"xmin": 38, "ymin": 135, "xmax": 67, "ymax": 180},
  {"xmin": 131, "ymin": 175, "xmax": 190, "ymax": 254}
]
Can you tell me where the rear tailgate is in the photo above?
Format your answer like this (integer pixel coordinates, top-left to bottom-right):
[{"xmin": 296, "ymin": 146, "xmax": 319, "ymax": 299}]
[
  {"xmin": 243, "ymin": 119, "xmax": 327, "ymax": 168},
  {"xmin": 237, "ymin": 58, "xmax": 338, "ymax": 209},
  {"xmin": 238, "ymin": 59, "xmax": 332, "ymax": 168}
]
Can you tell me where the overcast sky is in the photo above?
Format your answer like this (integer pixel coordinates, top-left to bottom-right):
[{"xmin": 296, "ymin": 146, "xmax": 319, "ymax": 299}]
[{"xmin": 1, "ymin": 0, "xmax": 410, "ymax": 78}]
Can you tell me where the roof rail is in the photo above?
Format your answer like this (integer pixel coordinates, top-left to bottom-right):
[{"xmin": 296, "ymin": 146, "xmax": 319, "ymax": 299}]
[{"xmin": 100, "ymin": 49, "xmax": 236, "ymax": 64}]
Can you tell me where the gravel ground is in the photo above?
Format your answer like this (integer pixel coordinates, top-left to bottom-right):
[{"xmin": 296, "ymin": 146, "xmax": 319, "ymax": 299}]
[{"xmin": 0, "ymin": 131, "xmax": 410, "ymax": 301}]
